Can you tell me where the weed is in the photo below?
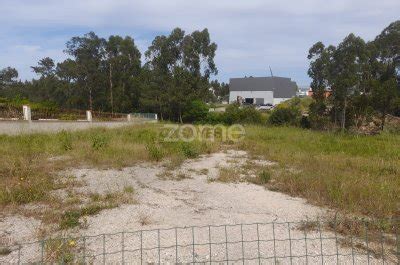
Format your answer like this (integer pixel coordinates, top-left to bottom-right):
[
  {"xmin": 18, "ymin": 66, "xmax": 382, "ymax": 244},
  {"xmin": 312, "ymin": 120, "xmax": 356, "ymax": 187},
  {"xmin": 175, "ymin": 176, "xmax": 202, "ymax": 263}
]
[
  {"xmin": 91, "ymin": 134, "xmax": 109, "ymax": 150},
  {"xmin": 216, "ymin": 167, "xmax": 241, "ymax": 183},
  {"xmin": 59, "ymin": 210, "xmax": 81, "ymax": 229},
  {"xmin": 258, "ymin": 169, "xmax": 271, "ymax": 184},
  {"xmin": 58, "ymin": 130, "xmax": 73, "ymax": 151},
  {"xmin": 0, "ymin": 247, "xmax": 12, "ymax": 256},
  {"xmin": 146, "ymin": 143, "xmax": 164, "ymax": 161},
  {"xmin": 180, "ymin": 142, "xmax": 199, "ymax": 158},
  {"xmin": 44, "ymin": 238, "xmax": 76, "ymax": 263},
  {"xmin": 123, "ymin": 185, "xmax": 134, "ymax": 193},
  {"xmin": 138, "ymin": 213, "xmax": 152, "ymax": 226},
  {"xmin": 199, "ymin": 168, "xmax": 209, "ymax": 175}
]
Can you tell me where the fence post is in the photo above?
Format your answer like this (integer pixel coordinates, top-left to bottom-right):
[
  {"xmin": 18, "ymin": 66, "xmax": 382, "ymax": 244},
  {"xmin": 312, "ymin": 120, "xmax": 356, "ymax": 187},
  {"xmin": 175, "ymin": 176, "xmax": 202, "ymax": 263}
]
[
  {"xmin": 86, "ymin": 110, "xmax": 92, "ymax": 122},
  {"xmin": 22, "ymin": 105, "xmax": 31, "ymax": 121}
]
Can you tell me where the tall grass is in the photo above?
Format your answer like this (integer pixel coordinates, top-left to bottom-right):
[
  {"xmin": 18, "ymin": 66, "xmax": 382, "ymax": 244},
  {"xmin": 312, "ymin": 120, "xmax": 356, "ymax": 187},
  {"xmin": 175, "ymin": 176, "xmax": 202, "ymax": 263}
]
[
  {"xmin": 0, "ymin": 124, "xmax": 220, "ymax": 207},
  {"xmin": 1, "ymin": 123, "xmax": 398, "ymax": 220},
  {"xmin": 238, "ymin": 126, "xmax": 400, "ymax": 219}
]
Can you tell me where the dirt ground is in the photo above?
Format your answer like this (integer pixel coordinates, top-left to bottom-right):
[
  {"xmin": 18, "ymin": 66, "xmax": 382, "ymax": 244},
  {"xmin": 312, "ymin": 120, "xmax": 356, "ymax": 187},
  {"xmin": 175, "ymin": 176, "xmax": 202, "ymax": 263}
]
[{"xmin": 0, "ymin": 150, "xmax": 389, "ymax": 263}]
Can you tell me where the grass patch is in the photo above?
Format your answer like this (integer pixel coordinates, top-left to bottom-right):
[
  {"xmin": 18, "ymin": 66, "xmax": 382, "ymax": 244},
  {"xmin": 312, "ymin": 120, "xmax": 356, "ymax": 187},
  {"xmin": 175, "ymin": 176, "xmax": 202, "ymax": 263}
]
[
  {"xmin": 0, "ymin": 124, "xmax": 221, "ymax": 210},
  {"xmin": 123, "ymin": 185, "xmax": 134, "ymax": 194},
  {"xmin": 238, "ymin": 126, "xmax": 400, "ymax": 219},
  {"xmin": 0, "ymin": 247, "xmax": 12, "ymax": 256},
  {"xmin": 216, "ymin": 167, "xmax": 241, "ymax": 183},
  {"xmin": 44, "ymin": 238, "xmax": 77, "ymax": 263}
]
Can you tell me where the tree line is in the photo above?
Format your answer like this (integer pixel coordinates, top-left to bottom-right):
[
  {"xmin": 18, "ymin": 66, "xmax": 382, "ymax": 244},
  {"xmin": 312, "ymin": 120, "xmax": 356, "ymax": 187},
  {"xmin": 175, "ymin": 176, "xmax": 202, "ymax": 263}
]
[
  {"xmin": 307, "ymin": 20, "xmax": 400, "ymax": 130},
  {"xmin": 0, "ymin": 28, "xmax": 229, "ymax": 121}
]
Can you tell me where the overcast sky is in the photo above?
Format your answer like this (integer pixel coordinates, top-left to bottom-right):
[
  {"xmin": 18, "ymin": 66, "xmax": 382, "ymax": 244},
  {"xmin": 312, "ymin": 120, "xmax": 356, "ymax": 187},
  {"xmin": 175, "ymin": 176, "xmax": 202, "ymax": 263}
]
[{"xmin": 1, "ymin": 0, "xmax": 399, "ymax": 87}]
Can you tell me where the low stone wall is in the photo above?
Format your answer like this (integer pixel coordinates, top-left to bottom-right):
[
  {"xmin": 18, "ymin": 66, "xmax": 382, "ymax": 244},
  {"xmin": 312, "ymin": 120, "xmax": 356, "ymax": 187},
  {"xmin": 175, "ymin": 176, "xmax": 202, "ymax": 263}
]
[{"xmin": 0, "ymin": 121, "xmax": 139, "ymax": 135}]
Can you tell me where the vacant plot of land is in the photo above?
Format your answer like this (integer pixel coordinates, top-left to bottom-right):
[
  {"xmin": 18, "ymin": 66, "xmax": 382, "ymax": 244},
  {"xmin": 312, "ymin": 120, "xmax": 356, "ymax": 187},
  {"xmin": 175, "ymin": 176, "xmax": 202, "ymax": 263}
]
[
  {"xmin": 0, "ymin": 124, "xmax": 398, "ymax": 262},
  {"xmin": 1, "ymin": 151, "xmax": 391, "ymax": 263}
]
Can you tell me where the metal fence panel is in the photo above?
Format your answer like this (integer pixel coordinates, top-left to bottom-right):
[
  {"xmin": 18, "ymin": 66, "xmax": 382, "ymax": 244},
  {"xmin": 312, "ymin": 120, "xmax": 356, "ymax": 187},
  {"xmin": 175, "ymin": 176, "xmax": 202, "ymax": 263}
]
[{"xmin": 1, "ymin": 220, "xmax": 398, "ymax": 264}]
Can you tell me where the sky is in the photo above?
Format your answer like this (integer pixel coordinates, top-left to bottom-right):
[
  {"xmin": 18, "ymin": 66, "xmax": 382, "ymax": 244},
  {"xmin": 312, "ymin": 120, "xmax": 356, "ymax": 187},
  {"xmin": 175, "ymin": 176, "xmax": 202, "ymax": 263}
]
[{"xmin": 0, "ymin": 0, "xmax": 399, "ymax": 87}]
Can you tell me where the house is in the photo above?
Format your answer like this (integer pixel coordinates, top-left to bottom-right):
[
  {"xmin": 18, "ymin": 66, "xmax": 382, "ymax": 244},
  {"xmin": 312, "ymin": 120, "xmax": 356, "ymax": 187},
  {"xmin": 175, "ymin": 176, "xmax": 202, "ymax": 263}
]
[
  {"xmin": 307, "ymin": 87, "xmax": 332, "ymax": 98},
  {"xmin": 229, "ymin": 76, "xmax": 298, "ymax": 105}
]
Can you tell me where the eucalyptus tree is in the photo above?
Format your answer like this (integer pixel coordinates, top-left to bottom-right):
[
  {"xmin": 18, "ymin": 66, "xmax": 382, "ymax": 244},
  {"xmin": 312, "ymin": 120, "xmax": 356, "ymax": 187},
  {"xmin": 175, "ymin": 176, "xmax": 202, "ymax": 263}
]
[
  {"xmin": 105, "ymin": 35, "xmax": 141, "ymax": 113},
  {"xmin": 0, "ymin": 67, "xmax": 18, "ymax": 86},
  {"xmin": 65, "ymin": 32, "xmax": 107, "ymax": 110},
  {"xmin": 143, "ymin": 28, "xmax": 217, "ymax": 121}
]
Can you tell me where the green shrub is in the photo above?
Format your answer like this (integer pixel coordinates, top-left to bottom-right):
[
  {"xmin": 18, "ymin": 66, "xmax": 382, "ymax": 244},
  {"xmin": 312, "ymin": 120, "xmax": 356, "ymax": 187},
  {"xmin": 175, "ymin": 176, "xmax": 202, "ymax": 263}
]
[
  {"xmin": 268, "ymin": 106, "xmax": 301, "ymax": 126},
  {"xmin": 204, "ymin": 112, "xmax": 225, "ymax": 124},
  {"xmin": 91, "ymin": 134, "xmax": 109, "ymax": 150},
  {"xmin": 259, "ymin": 170, "xmax": 271, "ymax": 184},
  {"xmin": 60, "ymin": 210, "xmax": 81, "ymax": 229},
  {"xmin": 183, "ymin": 100, "xmax": 209, "ymax": 123},
  {"xmin": 204, "ymin": 104, "xmax": 263, "ymax": 125},
  {"xmin": 180, "ymin": 142, "xmax": 199, "ymax": 158},
  {"xmin": 59, "ymin": 130, "xmax": 73, "ymax": 151}
]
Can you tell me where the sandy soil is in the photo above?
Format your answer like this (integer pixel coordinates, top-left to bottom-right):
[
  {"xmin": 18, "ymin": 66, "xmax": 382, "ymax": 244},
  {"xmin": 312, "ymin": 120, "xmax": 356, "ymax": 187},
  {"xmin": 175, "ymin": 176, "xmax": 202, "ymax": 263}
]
[{"xmin": 0, "ymin": 150, "xmax": 389, "ymax": 264}]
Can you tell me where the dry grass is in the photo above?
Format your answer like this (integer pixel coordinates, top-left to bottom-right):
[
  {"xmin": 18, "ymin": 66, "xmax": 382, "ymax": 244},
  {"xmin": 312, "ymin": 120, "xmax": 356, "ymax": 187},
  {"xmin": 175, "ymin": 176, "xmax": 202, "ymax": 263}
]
[
  {"xmin": 0, "ymin": 124, "xmax": 221, "ymax": 208},
  {"xmin": 158, "ymin": 170, "xmax": 192, "ymax": 181},
  {"xmin": 215, "ymin": 167, "xmax": 242, "ymax": 183},
  {"xmin": 238, "ymin": 126, "xmax": 400, "ymax": 220},
  {"xmin": 138, "ymin": 212, "xmax": 152, "ymax": 226}
]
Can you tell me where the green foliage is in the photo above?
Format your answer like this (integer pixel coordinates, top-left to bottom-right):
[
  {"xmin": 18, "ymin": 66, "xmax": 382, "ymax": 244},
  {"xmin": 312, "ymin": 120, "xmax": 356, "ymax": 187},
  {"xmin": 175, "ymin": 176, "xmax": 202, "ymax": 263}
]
[
  {"xmin": 202, "ymin": 104, "xmax": 263, "ymax": 125},
  {"xmin": 91, "ymin": 134, "xmax": 109, "ymax": 150},
  {"xmin": 243, "ymin": 125, "xmax": 400, "ymax": 219},
  {"xmin": 146, "ymin": 143, "xmax": 164, "ymax": 161},
  {"xmin": 44, "ymin": 238, "xmax": 76, "ymax": 263},
  {"xmin": 179, "ymin": 142, "xmax": 199, "ymax": 158},
  {"xmin": 258, "ymin": 170, "xmax": 271, "ymax": 184},
  {"xmin": 268, "ymin": 106, "xmax": 301, "ymax": 126},
  {"xmin": 59, "ymin": 210, "xmax": 81, "ymax": 229},
  {"xmin": 307, "ymin": 20, "xmax": 400, "ymax": 130},
  {"xmin": 183, "ymin": 100, "xmax": 209, "ymax": 123},
  {"xmin": 59, "ymin": 131, "xmax": 73, "ymax": 151}
]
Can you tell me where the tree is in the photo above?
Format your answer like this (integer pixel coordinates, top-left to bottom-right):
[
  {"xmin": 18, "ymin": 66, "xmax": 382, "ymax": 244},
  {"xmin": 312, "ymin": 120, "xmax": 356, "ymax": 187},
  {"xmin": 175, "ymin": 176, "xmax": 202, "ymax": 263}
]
[
  {"xmin": 31, "ymin": 57, "xmax": 55, "ymax": 77},
  {"xmin": 105, "ymin": 35, "xmax": 141, "ymax": 113},
  {"xmin": 65, "ymin": 32, "xmax": 106, "ymax": 110},
  {"xmin": 143, "ymin": 28, "xmax": 218, "ymax": 121},
  {"xmin": 0, "ymin": 67, "xmax": 18, "ymax": 86},
  {"xmin": 307, "ymin": 42, "xmax": 333, "ymax": 128},
  {"xmin": 330, "ymin": 34, "xmax": 369, "ymax": 129}
]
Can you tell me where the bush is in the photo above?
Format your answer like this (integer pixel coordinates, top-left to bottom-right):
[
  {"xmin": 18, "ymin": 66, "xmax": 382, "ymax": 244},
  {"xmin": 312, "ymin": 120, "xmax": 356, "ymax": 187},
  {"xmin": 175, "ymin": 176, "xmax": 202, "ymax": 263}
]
[
  {"xmin": 180, "ymin": 142, "xmax": 199, "ymax": 158},
  {"xmin": 59, "ymin": 130, "xmax": 73, "ymax": 151},
  {"xmin": 268, "ymin": 106, "xmax": 301, "ymax": 126},
  {"xmin": 60, "ymin": 210, "xmax": 81, "ymax": 229},
  {"xmin": 183, "ymin": 100, "xmax": 209, "ymax": 123},
  {"xmin": 259, "ymin": 170, "xmax": 271, "ymax": 184},
  {"xmin": 91, "ymin": 134, "xmax": 109, "ymax": 150},
  {"xmin": 203, "ymin": 104, "xmax": 264, "ymax": 125},
  {"xmin": 203, "ymin": 112, "xmax": 225, "ymax": 124}
]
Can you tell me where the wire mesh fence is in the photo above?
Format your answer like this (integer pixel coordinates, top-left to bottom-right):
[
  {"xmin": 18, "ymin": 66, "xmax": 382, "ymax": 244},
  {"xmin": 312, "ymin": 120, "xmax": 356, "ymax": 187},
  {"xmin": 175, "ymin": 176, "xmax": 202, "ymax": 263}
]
[{"xmin": 1, "ymin": 220, "xmax": 398, "ymax": 264}]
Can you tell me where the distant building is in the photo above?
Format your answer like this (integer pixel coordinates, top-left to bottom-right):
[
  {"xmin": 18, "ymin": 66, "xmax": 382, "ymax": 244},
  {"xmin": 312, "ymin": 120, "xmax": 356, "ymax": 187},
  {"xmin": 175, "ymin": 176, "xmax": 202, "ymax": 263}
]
[
  {"xmin": 229, "ymin": 76, "xmax": 298, "ymax": 105},
  {"xmin": 307, "ymin": 88, "xmax": 332, "ymax": 98}
]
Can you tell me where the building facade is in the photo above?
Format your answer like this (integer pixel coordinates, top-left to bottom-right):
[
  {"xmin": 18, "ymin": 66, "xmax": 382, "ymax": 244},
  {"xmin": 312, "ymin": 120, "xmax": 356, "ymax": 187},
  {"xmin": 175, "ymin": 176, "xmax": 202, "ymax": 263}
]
[{"xmin": 229, "ymin": 76, "xmax": 298, "ymax": 105}]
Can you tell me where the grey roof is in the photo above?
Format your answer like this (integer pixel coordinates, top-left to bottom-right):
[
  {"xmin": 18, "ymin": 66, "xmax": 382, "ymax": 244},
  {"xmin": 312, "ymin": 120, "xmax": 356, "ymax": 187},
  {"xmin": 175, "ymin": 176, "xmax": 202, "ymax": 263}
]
[{"xmin": 229, "ymin": 76, "xmax": 298, "ymax": 98}]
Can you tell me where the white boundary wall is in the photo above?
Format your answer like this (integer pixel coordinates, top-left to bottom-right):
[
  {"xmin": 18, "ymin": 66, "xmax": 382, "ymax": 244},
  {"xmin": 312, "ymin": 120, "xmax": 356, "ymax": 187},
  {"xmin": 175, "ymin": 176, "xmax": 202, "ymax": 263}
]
[{"xmin": 229, "ymin": 91, "xmax": 274, "ymax": 104}]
